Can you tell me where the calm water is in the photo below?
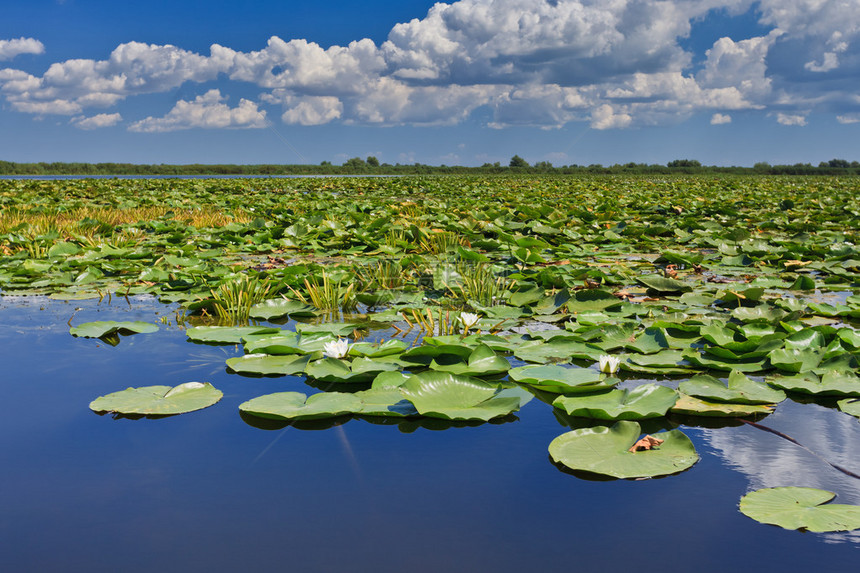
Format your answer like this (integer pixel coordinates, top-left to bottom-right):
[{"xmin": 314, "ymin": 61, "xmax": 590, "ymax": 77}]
[{"xmin": 1, "ymin": 295, "xmax": 858, "ymax": 572}]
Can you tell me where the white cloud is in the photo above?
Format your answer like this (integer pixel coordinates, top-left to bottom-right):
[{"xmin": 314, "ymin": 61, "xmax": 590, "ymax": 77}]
[
  {"xmin": 775, "ymin": 112, "xmax": 807, "ymax": 126},
  {"xmin": 71, "ymin": 112, "xmax": 122, "ymax": 129},
  {"xmin": 590, "ymin": 104, "xmax": 632, "ymax": 129},
  {"xmin": 836, "ymin": 113, "xmax": 860, "ymax": 124},
  {"xmin": 710, "ymin": 113, "xmax": 732, "ymax": 124},
  {"xmin": 0, "ymin": 1, "xmax": 858, "ymax": 130},
  {"xmin": 0, "ymin": 41, "xmax": 227, "ymax": 115},
  {"xmin": 128, "ymin": 90, "xmax": 267, "ymax": 132},
  {"xmin": 279, "ymin": 95, "xmax": 343, "ymax": 125},
  {"xmin": 804, "ymin": 51, "xmax": 840, "ymax": 72},
  {"xmin": 0, "ymin": 37, "xmax": 45, "ymax": 60}
]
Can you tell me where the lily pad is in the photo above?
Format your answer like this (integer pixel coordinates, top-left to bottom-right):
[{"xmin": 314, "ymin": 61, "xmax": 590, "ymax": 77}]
[
  {"xmin": 305, "ymin": 357, "xmax": 400, "ymax": 384},
  {"xmin": 89, "ymin": 382, "xmax": 222, "ymax": 415},
  {"xmin": 767, "ymin": 370, "xmax": 860, "ymax": 397},
  {"xmin": 429, "ymin": 343, "xmax": 510, "ymax": 377},
  {"xmin": 70, "ymin": 320, "xmax": 158, "ymax": 339},
  {"xmin": 635, "ymin": 274, "xmax": 692, "ymax": 294},
  {"xmin": 400, "ymin": 372, "xmax": 521, "ymax": 421},
  {"xmin": 678, "ymin": 371, "xmax": 786, "ymax": 405},
  {"xmin": 739, "ymin": 487, "xmax": 860, "ymax": 532},
  {"xmin": 348, "ymin": 339, "xmax": 408, "ymax": 358},
  {"xmin": 186, "ymin": 325, "xmax": 280, "ymax": 345},
  {"xmin": 548, "ymin": 420, "xmax": 699, "ymax": 479},
  {"xmin": 249, "ymin": 298, "xmax": 316, "ymax": 319},
  {"xmin": 670, "ymin": 393, "xmax": 774, "ymax": 417},
  {"xmin": 226, "ymin": 353, "xmax": 311, "ymax": 376},
  {"xmin": 837, "ymin": 398, "xmax": 860, "ymax": 419},
  {"xmin": 552, "ymin": 384, "xmax": 678, "ymax": 420},
  {"xmin": 508, "ymin": 364, "xmax": 613, "ymax": 393},
  {"xmin": 239, "ymin": 391, "xmax": 362, "ymax": 420}
]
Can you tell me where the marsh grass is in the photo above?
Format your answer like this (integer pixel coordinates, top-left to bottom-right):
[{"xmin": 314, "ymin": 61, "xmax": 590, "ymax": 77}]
[
  {"xmin": 419, "ymin": 230, "xmax": 469, "ymax": 254},
  {"xmin": 0, "ymin": 206, "xmax": 251, "ymax": 238},
  {"xmin": 449, "ymin": 261, "xmax": 509, "ymax": 307},
  {"xmin": 355, "ymin": 259, "xmax": 410, "ymax": 290},
  {"xmin": 290, "ymin": 271, "xmax": 357, "ymax": 312},
  {"xmin": 210, "ymin": 274, "xmax": 271, "ymax": 324}
]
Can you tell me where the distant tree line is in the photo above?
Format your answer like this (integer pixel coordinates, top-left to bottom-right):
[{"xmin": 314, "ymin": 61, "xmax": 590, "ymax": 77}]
[{"xmin": 1, "ymin": 156, "xmax": 859, "ymax": 176}]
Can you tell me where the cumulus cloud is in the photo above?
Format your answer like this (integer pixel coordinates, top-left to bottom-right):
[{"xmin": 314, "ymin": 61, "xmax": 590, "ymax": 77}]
[
  {"xmin": 71, "ymin": 112, "xmax": 122, "ymax": 130},
  {"xmin": 775, "ymin": 112, "xmax": 807, "ymax": 126},
  {"xmin": 0, "ymin": 37, "xmax": 45, "ymax": 60},
  {"xmin": 0, "ymin": 1, "xmax": 858, "ymax": 130},
  {"xmin": 276, "ymin": 94, "xmax": 343, "ymax": 125},
  {"xmin": 128, "ymin": 90, "xmax": 267, "ymax": 132},
  {"xmin": 836, "ymin": 113, "xmax": 860, "ymax": 124},
  {"xmin": 711, "ymin": 113, "xmax": 732, "ymax": 124},
  {"xmin": 590, "ymin": 104, "xmax": 632, "ymax": 129}
]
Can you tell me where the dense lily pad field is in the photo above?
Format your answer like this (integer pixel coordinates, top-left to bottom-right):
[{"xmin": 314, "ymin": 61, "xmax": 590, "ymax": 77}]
[{"xmin": 2, "ymin": 175, "xmax": 860, "ymax": 562}]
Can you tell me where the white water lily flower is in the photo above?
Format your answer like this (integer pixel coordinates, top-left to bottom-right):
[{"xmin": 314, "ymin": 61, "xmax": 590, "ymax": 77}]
[
  {"xmin": 323, "ymin": 338, "xmax": 350, "ymax": 359},
  {"xmin": 598, "ymin": 355, "xmax": 621, "ymax": 374},
  {"xmin": 459, "ymin": 312, "xmax": 480, "ymax": 329}
]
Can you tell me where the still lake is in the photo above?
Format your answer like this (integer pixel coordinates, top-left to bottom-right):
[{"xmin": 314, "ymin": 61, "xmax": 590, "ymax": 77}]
[{"xmin": 1, "ymin": 294, "xmax": 858, "ymax": 572}]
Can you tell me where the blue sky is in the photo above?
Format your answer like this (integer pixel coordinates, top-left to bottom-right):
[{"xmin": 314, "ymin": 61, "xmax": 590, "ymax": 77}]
[{"xmin": 1, "ymin": 0, "xmax": 858, "ymax": 167}]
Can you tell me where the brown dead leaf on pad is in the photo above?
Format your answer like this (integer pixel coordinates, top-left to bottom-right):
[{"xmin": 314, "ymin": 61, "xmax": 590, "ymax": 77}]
[{"xmin": 628, "ymin": 435, "xmax": 664, "ymax": 453}]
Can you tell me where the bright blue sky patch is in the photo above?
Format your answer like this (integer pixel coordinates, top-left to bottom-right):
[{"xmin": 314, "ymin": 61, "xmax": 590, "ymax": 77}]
[{"xmin": 0, "ymin": 0, "xmax": 857, "ymax": 166}]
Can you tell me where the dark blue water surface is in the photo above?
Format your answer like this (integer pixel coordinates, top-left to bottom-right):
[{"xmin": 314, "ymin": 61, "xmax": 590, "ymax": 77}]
[{"xmin": 1, "ymin": 295, "xmax": 858, "ymax": 572}]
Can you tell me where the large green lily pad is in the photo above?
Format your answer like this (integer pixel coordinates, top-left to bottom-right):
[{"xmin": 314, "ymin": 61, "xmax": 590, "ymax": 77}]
[
  {"xmin": 548, "ymin": 420, "xmax": 699, "ymax": 479},
  {"xmin": 429, "ymin": 343, "xmax": 510, "ymax": 377},
  {"xmin": 767, "ymin": 370, "xmax": 860, "ymax": 397},
  {"xmin": 508, "ymin": 364, "xmax": 613, "ymax": 393},
  {"xmin": 678, "ymin": 371, "xmax": 786, "ymax": 405},
  {"xmin": 70, "ymin": 320, "xmax": 158, "ymax": 339},
  {"xmin": 239, "ymin": 391, "xmax": 362, "ymax": 420},
  {"xmin": 670, "ymin": 394, "xmax": 774, "ymax": 417},
  {"xmin": 186, "ymin": 325, "xmax": 280, "ymax": 345},
  {"xmin": 90, "ymin": 382, "xmax": 222, "ymax": 415},
  {"xmin": 400, "ymin": 372, "xmax": 521, "ymax": 421},
  {"xmin": 249, "ymin": 298, "xmax": 316, "ymax": 319},
  {"xmin": 552, "ymin": 384, "xmax": 678, "ymax": 420},
  {"xmin": 304, "ymin": 357, "xmax": 400, "ymax": 384},
  {"xmin": 226, "ymin": 353, "xmax": 311, "ymax": 376},
  {"xmin": 739, "ymin": 487, "xmax": 860, "ymax": 532}
]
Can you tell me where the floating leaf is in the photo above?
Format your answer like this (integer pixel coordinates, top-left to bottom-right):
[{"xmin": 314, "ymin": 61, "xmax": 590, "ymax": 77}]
[
  {"xmin": 508, "ymin": 364, "xmax": 612, "ymax": 393},
  {"xmin": 552, "ymin": 384, "xmax": 678, "ymax": 420},
  {"xmin": 679, "ymin": 371, "xmax": 786, "ymax": 405},
  {"xmin": 739, "ymin": 487, "xmax": 860, "ymax": 532},
  {"xmin": 429, "ymin": 343, "xmax": 510, "ymax": 377},
  {"xmin": 400, "ymin": 371, "xmax": 520, "ymax": 421},
  {"xmin": 670, "ymin": 393, "xmax": 774, "ymax": 417},
  {"xmin": 70, "ymin": 320, "xmax": 158, "ymax": 339},
  {"xmin": 837, "ymin": 398, "xmax": 860, "ymax": 419},
  {"xmin": 186, "ymin": 325, "xmax": 280, "ymax": 345},
  {"xmin": 635, "ymin": 275, "xmax": 692, "ymax": 293},
  {"xmin": 90, "ymin": 382, "xmax": 222, "ymax": 415},
  {"xmin": 767, "ymin": 370, "xmax": 860, "ymax": 397},
  {"xmin": 305, "ymin": 357, "xmax": 400, "ymax": 384},
  {"xmin": 768, "ymin": 348, "xmax": 823, "ymax": 373},
  {"xmin": 249, "ymin": 298, "xmax": 316, "ymax": 319},
  {"xmin": 548, "ymin": 420, "xmax": 699, "ymax": 479},
  {"xmin": 239, "ymin": 391, "xmax": 362, "ymax": 420},
  {"xmin": 226, "ymin": 353, "xmax": 311, "ymax": 376},
  {"xmin": 348, "ymin": 339, "xmax": 408, "ymax": 358}
]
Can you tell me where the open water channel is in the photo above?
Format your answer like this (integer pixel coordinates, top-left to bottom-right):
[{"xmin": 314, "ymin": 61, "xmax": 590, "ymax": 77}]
[{"xmin": 1, "ymin": 294, "xmax": 858, "ymax": 572}]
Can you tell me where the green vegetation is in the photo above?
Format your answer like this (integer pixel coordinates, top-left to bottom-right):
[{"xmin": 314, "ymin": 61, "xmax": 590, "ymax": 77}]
[
  {"xmin": 4, "ymin": 173, "xmax": 860, "ymax": 531},
  {"xmin": 2, "ymin": 157, "xmax": 860, "ymax": 175}
]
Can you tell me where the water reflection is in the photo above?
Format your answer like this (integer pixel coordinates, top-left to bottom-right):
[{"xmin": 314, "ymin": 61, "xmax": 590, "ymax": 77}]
[{"xmin": 700, "ymin": 398, "xmax": 860, "ymax": 543}]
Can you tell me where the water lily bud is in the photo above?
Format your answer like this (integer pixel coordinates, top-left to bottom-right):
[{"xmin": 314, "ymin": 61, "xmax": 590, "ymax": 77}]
[{"xmin": 598, "ymin": 354, "xmax": 621, "ymax": 374}]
